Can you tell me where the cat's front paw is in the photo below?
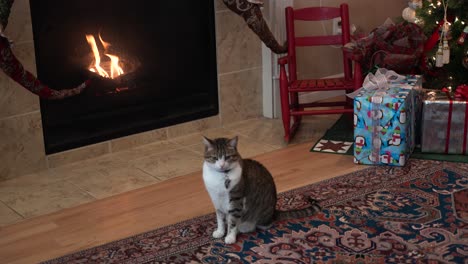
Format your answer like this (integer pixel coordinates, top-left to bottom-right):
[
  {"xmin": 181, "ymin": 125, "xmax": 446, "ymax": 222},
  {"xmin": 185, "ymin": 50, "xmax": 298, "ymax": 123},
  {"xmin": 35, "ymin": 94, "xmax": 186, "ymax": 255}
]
[
  {"xmin": 224, "ymin": 233, "xmax": 237, "ymax": 244},
  {"xmin": 212, "ymin": 229, "xmax": 225, "ymax": 239}
]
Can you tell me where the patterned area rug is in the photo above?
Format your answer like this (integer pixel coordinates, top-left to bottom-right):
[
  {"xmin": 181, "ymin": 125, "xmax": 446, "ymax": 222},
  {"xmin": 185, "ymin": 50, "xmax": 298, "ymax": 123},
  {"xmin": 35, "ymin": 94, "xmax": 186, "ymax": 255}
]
[
  {"xmin": 43, "ymin": 159, "xmax": 468, "ymax": 264},
  {"xmin": 311, "ymin": 115, "xmax": 468, "ymax": 163}
]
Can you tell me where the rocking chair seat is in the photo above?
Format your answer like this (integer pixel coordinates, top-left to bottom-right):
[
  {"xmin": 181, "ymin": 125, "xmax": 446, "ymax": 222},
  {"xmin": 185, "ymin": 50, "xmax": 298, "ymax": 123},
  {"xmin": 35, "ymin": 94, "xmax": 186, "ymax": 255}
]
[{"xmin": 290, "ymin": 77, "xmax": 356, "ymax": 92}]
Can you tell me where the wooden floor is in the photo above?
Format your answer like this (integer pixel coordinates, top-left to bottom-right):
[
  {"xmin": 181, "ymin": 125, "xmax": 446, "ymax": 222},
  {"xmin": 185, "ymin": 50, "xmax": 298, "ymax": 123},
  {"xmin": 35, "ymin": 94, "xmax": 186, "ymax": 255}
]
[{"xmin": 0, "ymin": 142, "xmax": 363, "ymax": 264}]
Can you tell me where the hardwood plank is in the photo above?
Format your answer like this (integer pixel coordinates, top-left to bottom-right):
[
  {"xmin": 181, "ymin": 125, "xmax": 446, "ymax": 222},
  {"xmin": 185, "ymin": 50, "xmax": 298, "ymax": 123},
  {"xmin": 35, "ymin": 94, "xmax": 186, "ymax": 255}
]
[{"xmin": 0, "ymin": 142, "xmax": 363, "ymax": 264}]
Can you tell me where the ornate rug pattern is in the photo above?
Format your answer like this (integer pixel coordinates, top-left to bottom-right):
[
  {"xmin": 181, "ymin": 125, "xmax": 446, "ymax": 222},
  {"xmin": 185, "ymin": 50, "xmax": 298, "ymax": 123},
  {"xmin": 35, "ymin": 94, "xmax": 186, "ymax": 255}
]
[{"xmin": 43, "ymin": 159, "xmax": 468, "ymax": 264}]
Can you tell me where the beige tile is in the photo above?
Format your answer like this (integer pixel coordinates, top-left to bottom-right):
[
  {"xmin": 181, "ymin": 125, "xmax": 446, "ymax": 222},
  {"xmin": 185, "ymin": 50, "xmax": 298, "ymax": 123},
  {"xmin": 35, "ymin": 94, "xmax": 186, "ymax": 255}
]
[
  {"xmin": 50, "ymin": 152, "xmax": 128, "ymax": 178},
  {"xmin": 215, "ymin": 0, "xmax": 228, "ymax": 11},
  {"xmin": 4, "ymin": 0, "xmax": 34, "ymax": 43},
  {"xmin": 167, "ymin": 115, "xmax": 221, "ymax": 139},
  {"xmin": 0, "ymin": 178, "xmax": 95, "ymax": 218},
  {"xmin": 131, "ymin": 149, "xmax": 203, "ymax": 181},
  {"xmin": 0, "ymin": 201, "xmax": 23, "ymax": 227},
  {"xmin": 0, "ymin": 112, "xmax": 47, "ymax": 181},
  {"xmin": 0, "ymin": 43, "xmax": 39, "ymax": 119},
  {"xmin": 66, "ymin": 166, "xmax": 159, "ymax": 199},
  {"xmin": 47, "ymin": 142, "xmax": 110, "ymax": 169},
  {"xmin": 236, "ymin": 136, "xmax": 279, "ymax": 158},
  {"xmin": 0, "ymin": 79, "xmax": 39, "ymax": 120},
  {"xmin": 224, "ymin": 117, "xmax": 287, "ymax": 147},
  {"xmin": 215, "ymin": 10, "xmax": 262, "ymax": 74},
  {"xmin": 112, "ymin": 140, "xmax": 180, "ymax": 162},
  {"xmin": 219, "ymin": 68, "xmax": 262, "ymax": 124},
  {"xmin": 185, "ymin": 144, "xmax": 205, "ymax": 155},
  {"xmin": 110, "ymin": 128, "xmax": 167, "ymax": 153},
  {"xmin": 0, "ymin": 170, "xmax": 65, "ymax": 187},
  {"xmin": 169, "ymin": 127, "xmax": 235, "ymax": 147}
]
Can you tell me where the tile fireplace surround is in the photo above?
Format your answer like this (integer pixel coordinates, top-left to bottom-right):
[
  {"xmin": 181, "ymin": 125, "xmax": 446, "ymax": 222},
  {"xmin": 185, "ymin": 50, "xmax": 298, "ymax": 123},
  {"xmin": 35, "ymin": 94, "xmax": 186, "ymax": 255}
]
[{"xmin": 0, "ymin": 0, "xmax": 263, "ymax": 181}]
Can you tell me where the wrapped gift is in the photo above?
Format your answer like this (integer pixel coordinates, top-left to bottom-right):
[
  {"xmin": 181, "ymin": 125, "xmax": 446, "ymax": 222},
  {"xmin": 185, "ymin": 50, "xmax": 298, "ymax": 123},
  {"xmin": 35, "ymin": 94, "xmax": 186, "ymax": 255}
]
[
  {"xmin": 352, "ymin": 69, "xmax": 421, "ymax": 166},
  {"xmin": 421, "ymin": 86, "xmax": 468, "ymax": 155}
]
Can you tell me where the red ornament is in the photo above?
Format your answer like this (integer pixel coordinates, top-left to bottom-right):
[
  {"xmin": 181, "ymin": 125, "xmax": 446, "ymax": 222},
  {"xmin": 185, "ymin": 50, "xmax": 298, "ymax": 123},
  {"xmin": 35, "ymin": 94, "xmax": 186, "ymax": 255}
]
[
  {"xmin": 457, "ymin": 33, "xmax": 466, "ymax": 45},
  {"xmin": 457, "ymin": 26, "xmax": 468, "ymax": 45}
]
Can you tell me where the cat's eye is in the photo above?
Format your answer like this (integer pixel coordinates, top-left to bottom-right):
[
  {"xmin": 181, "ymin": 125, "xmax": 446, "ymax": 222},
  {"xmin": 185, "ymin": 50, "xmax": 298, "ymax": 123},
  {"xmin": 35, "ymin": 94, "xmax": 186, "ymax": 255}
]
[
  {"xmin": 225, "ymin": 155, "xmax": 232, "ymax": 160},
  {"xmin": 205, "ymin": 156, "xmax": 217, "ymax": 162}
]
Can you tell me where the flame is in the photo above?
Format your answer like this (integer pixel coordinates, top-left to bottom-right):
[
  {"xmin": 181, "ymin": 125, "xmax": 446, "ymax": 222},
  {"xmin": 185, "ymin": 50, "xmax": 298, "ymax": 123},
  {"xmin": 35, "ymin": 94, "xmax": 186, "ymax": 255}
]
[{"xmin": 85, "ymin": 34, "xmax": 124, "ymax": 79}]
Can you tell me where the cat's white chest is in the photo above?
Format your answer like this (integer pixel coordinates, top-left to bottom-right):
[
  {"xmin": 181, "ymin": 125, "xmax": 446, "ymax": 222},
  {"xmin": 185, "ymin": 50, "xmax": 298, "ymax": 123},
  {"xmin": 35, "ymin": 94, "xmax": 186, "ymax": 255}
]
[{"xmin": 203, "ymin": 162, "xmax": 241, "ymax": 213}]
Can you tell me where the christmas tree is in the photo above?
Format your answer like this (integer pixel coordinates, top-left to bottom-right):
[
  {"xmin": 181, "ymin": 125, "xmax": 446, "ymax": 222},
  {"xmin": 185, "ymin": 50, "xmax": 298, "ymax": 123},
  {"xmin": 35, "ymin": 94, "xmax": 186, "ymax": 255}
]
[{"xmin": 415, "ymin": 0, "xmax": 468, "ymax": 89}]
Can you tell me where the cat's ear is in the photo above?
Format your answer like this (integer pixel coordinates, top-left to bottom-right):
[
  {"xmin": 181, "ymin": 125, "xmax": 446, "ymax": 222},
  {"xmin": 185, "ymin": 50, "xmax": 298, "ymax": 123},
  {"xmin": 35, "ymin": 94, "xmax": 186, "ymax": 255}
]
[
  {"xmin": 202, "ymin": 136, "xmax": 214, "ymax": 151},
  {"xmin": 228, "ymin": 136, "xmax": 238, "ymax": 148}
]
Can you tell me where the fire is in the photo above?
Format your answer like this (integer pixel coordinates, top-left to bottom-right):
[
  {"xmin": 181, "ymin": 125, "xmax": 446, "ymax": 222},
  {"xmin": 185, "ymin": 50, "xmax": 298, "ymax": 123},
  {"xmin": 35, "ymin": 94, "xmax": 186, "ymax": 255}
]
[{"xmin": 85, "ymin": 34, "xmax": 124, "ymax": 79}]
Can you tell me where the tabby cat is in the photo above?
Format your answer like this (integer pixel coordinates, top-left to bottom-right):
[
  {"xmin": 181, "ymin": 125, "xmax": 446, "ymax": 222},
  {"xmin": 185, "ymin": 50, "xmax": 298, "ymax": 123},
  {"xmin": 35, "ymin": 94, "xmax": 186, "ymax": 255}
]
[{"xmin": 202, "ymin": 136, "xmax": 321, "ymax": 244}]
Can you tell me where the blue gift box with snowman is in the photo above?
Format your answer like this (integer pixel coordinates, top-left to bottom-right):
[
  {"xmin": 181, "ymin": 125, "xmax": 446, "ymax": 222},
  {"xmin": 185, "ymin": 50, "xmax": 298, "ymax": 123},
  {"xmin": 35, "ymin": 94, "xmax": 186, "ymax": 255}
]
[{"xmin": 352, "ymin": 70, "xmax": 421, "ymax": 166}]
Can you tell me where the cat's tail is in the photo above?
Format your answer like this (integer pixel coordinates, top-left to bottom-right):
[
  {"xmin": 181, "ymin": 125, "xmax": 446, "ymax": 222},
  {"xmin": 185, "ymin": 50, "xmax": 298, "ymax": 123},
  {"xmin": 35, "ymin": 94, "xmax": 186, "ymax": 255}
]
[{"xmin": 274, "ymin": 197, "xmax": 321, "ymax": 221}]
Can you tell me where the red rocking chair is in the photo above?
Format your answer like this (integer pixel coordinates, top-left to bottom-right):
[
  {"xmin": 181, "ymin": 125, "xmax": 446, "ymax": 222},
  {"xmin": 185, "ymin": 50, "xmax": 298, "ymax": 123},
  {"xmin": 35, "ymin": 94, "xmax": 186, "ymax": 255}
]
[{"xmin": 278, "ymin": 3, "xmax": 363, "ymax": 142}]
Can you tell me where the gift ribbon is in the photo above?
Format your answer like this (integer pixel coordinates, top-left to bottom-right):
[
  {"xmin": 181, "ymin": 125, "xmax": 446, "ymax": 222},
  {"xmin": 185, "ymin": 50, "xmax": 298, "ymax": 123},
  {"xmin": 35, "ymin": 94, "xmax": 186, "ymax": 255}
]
[
  {"xmin": 441, "ymin": 88, "xmax": 453, "ymax": 154},
  {"xmin": 455, "ymin": 85, "xmax": 468, "ymax": 154},
  {"xmin": 442, "ymin": 86, "xmax": 468, "ymax": 155}
]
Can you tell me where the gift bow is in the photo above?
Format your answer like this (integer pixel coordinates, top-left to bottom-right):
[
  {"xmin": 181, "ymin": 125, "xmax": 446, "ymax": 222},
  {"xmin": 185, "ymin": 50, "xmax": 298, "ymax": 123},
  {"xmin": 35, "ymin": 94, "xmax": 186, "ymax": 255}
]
[
  {"xmin": 455, "ymin": 84, "xmax": 468, "ymax": 100},
  {"xmin": 347, "ymin": 68, "xmax": 406, "ymax": 99},
  {"xmin": 362, "ymin": 68, "xmax": 406, "ymax": 92}
]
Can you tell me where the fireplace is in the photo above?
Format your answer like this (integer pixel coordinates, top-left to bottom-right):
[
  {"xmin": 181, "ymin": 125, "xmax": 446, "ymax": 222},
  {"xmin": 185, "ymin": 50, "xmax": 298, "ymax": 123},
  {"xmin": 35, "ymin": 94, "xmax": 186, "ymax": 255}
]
[{"xmin": 29, "ymin": 0, "xmax": 219, "ymax": 154}]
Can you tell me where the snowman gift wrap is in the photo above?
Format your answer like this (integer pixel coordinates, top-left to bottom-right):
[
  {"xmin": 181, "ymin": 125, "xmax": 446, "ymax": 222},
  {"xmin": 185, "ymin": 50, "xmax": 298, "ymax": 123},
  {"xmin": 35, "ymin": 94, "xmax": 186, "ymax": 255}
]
[{"xmin": 350, "ymin": 69, "xmax": 422, "ymax": 166}]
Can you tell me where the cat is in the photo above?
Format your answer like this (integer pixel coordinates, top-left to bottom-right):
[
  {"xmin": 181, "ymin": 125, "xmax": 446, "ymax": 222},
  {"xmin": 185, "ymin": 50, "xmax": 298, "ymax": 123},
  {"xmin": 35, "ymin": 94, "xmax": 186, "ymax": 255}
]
[{"xmin": 202, "ymin": 136, "xmax": 321, "ymax": 244}]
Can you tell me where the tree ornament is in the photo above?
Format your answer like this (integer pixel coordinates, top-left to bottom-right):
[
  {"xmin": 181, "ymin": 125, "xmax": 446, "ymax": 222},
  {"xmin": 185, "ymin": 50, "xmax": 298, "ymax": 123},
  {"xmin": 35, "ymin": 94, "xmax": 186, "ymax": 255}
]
[
  {"xmin": 442, "ymin": 38, "xmax": 450, "ymax": 64},
  {"xmin": 408, "ymin": 0, "xmax": 423, "ymax": 9},
  {"xmin": 457, "ymin": 25, "xmax": 468, "ymax": 45},
  {"xmin": 435, "ymin": 43, "xmax": 444, "ymax": 67},
  {"xmin": 402, "ymin": 7, "xmax": 417, "ymax": 23},
  {"xmin": 403, "ymin": 0, "xmax": 422, "ymax": 23}
]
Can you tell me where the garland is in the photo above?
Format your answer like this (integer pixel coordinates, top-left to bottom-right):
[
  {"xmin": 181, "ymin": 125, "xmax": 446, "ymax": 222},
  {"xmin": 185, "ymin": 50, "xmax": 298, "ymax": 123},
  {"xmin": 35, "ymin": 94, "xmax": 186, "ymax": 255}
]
[
  {"xmin": 222, "ymin": 0, "xmax": 287, "ymax": 54},
  {"xmin": 0, "ymin": 0, "xmax": 88, "ymax": 99}
]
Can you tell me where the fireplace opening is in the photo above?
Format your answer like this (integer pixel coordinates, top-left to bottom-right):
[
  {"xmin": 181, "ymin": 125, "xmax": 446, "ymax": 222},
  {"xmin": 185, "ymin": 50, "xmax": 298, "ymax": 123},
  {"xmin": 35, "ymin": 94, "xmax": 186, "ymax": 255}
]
[{"xmin": 30, "ymin": 0, "xmax": 219, "ymax": 154}]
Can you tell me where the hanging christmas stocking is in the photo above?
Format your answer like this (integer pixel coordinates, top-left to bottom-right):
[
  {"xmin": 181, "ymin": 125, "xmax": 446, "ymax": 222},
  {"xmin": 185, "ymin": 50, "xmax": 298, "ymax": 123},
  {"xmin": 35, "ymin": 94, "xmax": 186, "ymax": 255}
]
[
  {"xmin": 0, "ymin": 0, "xmax": 88, "ymax": 99},
  {"xmin": 222, "ymin": 0, "xmax": 287, "ymax": 54}
]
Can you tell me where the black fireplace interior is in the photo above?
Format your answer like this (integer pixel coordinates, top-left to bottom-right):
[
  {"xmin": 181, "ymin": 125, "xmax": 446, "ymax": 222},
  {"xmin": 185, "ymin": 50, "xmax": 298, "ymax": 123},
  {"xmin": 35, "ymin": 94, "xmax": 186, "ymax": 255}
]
[{"xmin": 30, "ymin": 0, "xmax": 219, "ymax": 154}]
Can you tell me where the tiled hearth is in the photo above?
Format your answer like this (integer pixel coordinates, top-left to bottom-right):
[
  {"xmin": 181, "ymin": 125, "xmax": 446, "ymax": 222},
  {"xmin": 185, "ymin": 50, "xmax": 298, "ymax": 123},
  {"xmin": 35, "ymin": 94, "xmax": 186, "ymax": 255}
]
[
  {"xmin": 0, "ymin": 115, "xmax": 339, "ymax": 226},
  {"xmin": 0, "ymin": 0, "xmax": 262, "ymax": 181}
]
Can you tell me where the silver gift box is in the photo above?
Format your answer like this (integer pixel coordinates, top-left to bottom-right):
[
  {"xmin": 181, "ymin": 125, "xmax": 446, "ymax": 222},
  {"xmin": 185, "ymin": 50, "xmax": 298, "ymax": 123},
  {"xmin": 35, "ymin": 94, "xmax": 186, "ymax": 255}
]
[{"xmin": 421, "ymin": 89, "xmax": 468, "ymax": 154}]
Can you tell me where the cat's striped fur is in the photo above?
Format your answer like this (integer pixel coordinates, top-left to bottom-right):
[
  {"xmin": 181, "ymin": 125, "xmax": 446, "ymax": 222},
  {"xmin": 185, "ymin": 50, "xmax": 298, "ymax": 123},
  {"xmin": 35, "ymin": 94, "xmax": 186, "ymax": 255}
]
[{"xmin": 202, "ymin": 136, "xmax": 321, "ymax": 244}]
